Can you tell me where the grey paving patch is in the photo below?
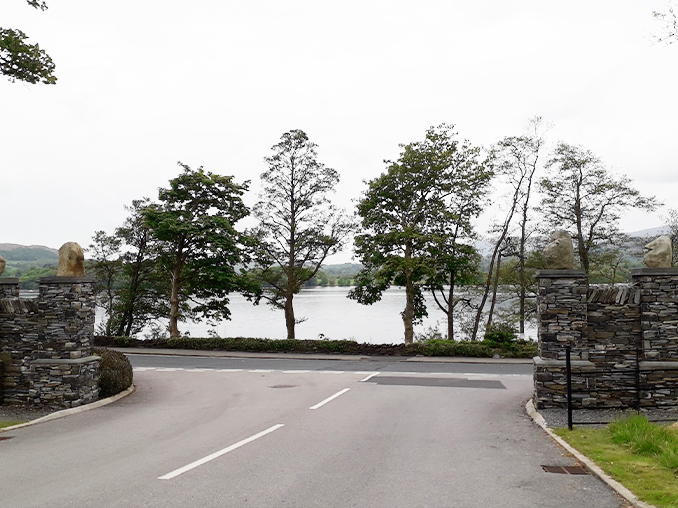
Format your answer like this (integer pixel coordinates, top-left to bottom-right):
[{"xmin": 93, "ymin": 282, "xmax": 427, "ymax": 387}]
[{"xmin": 366, "ymin": 376, "xmax": 506, "ymax": 389}]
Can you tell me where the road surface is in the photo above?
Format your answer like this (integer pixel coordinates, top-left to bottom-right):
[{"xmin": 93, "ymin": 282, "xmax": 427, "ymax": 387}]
[{"xmin": 0, "ymin": 354, "xmax": 625, "ymax": 507}]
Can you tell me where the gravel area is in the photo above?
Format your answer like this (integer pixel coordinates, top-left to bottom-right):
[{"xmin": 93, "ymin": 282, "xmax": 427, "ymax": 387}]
[
  {"xmin": 538, "ymin": 407, "xmax": 678, "ymax": 429},
  {"xmin": 0, "ymin": 404, "xmax": 57, "ymax": 425}
]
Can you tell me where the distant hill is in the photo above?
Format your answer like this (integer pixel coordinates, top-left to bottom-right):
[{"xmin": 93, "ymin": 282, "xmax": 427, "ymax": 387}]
[
  {"xmin": 626, "ymin": 226, "xmax": 670, "ymax": 238},
  {"xmin": 0, "ymin": 244, "xmax": 58, "ymax": 261},
  {"xmin": 322, "ymin": 263, "xmax": 363, "ymax": 276}
]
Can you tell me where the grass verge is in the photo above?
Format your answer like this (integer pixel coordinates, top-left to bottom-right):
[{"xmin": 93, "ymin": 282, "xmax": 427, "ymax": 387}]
[
  {"xmin": 0, "ymin": 421, "xmax": 25, "ymax": 430},
  {"xmin": 555, "ymin": 415, "xmax": 678, "ymax": 508}
]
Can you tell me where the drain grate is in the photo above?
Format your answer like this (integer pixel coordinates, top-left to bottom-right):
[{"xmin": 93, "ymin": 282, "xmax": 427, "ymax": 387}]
[
  {"xmin": 542, "ymin": 465, "xmax": 588, "ymax": 475},
  {"xmin": 269, "ymin": 385, "xmax": 297, "ymax": 389}
]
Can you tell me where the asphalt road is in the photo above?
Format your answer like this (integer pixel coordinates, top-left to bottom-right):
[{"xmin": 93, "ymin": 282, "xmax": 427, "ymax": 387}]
[{"xmin": 0, "ymin": 355, "xmax": 625, "ymax": 508}]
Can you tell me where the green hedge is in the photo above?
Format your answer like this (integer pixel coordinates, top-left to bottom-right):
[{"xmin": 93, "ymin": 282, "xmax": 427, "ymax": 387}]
[
  {"xmin": 93, "ymin": 336, "xmax": 537, "ymax": 359},
  {"xmin": 94, "ymin": 347, "xmax": 133, "ymax": 398}
]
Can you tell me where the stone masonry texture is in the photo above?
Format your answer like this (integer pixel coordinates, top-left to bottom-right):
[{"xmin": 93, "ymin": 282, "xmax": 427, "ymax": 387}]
[
  {"xmin": 0, "ymin": 277, "xmax": 99, "ymax": 408},
  {"xmin": 534, "ymin": 268, "xmax": 678, "ymax": 409}
]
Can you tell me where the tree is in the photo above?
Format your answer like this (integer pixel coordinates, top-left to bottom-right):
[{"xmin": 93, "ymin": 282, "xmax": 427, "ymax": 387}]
[
  {"xmin": 654, "ymin": 2, "xmax": 678, "ymax": 45},
  {"xmin": 113, "ymin": 199, "xmax": 169, "ymax": 337},
  {"xmin": 251, "ymin": 130, "xmax": 352, "ymax": 339},
  {"xmin": 1, "ymin": 1, "xmax": 56, "ymax": 85},
  {"xmin": 350, "ymin": 124, "xmax": 492, "ymax": 343},
  {"xmin": 538, "ymin": 143, "xmax": 659, "ymax": 273},
  {"xmin": 662, "ymin": 208, "xmax": 678, "ymax": 266},
  {"xmin": 88, "ymin": 231, "xmax": 122, "ymax": 336},
  {"xmin": 144, "ymin": 163, "xmax": 258, "ymax": 338},
  {"xmin": 478, "ymin": 117, "xmax": 547, "ymax": 336}
]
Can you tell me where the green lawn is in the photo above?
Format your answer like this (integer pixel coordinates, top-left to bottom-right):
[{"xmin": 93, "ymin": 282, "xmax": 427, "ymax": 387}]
[
  {"xmin": 555, "ymin": 415, "xmax": 678, "ymax": 508},
  {"xmin": 0, "ymin": 420, "xmax": 25, "ymax": 430}
]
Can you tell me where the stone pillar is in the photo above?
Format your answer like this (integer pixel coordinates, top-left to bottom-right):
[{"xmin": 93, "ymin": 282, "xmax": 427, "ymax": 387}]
[
  {"xmin": 26, "ymin": 277, "xmax": 100, "ymax": 407},
  {"xmin": 0, "ymin": 278, "xmax": 22, "ymax": 403},
  {"xmin": 535, "ymin": 270, "xmax": 589, "ymax": 360},
  {"xmin": 533, "ymin": 270, "xmax": 594, "ymax": 409},
  {"xmin": 0, "ymin": 278, "xmax": 20, "ymax": 299},
  {"xmin": 632, "ymin": 268, "xmax": 678, "ymax": 407}
]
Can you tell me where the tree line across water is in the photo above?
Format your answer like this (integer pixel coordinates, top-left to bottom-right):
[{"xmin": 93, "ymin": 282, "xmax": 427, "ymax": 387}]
[{"xmin": 72, "ymin": 121, "xmax": 677, "ymax": 344}]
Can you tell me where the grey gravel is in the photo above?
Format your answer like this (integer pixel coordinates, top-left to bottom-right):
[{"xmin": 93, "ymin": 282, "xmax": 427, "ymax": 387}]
[{"xmin": 539, "ymin": 407, "xmax": 678, "ymax": 428}]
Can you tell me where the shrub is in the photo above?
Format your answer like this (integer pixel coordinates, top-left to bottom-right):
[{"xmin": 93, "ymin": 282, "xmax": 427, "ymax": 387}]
[
  {"xmin": 483, "ymin": 323, "xmax": 517, "ymax": 345},
  {"xmin": 94, "ymin": 347, "xmax": 133, "ymax": 398}
]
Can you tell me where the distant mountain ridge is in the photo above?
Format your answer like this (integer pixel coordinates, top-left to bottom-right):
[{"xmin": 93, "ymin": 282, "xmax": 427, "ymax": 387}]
[
  {"xmin": 0, "ymin": 243, "xmax": 58, "ymax": 255},
  {"xmin": 0, "ymin": 244, "xmax": 58, "ymax": 262}
]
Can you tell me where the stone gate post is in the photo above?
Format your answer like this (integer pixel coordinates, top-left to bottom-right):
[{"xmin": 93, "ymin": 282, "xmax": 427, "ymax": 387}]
[{"xmin": 533, "ymin": 270, "xmax": 594, "ymax": 409}]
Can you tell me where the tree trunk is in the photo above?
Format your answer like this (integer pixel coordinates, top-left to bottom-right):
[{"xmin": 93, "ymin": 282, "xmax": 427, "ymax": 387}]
[
  {"xmin": 446, "ymin": 274, "xmax": 455, "ymax": 340},
  {"xmin": 169, "ymin": 262, "xmax": 182, "ymax": 338},
  {"xmin": 486, "ymin": 253, "xmax": 502, "ymax": 331},
  {"xmin": 403, "ymin": 277, "xmax": 415, "ymax": 344},
  {"xmin": 285, "ymin": 293, "xmax": 295, "ymax": 339}
]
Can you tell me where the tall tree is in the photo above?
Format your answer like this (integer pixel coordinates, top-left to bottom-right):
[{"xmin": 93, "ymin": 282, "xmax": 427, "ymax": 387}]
[
  {"xmin": 1, "ymin": 1, "xmax": 56, "ymax": 84},
  {"xmin": 88, "ymin": 231, "xmax": 122, "ymax": 336},
  {"xmin": 252, "ymin": 130, "xmax": 352, "ymax": 339},
  {"xmin": 481, "ymin": 117, "xmax": 547, "ymax": 335},
  {"xmin": 113, "ymin": 199, "xmax": 168, "ymax": 337},
  {"xmin": 144, "ymin": 163, "xmax": 258, "ymax": 338},
  {"xmin": 350, "ymin": 124, "xmax": 492, "ymax": 343},
  {"xmin": 538, "ymin": 143, "xmax": 659, "ymax": 272}
]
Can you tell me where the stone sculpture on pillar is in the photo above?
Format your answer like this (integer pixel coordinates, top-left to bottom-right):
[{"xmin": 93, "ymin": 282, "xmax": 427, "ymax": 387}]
[
  {"xmin": 57, "ymin": 242, "xmax": 86, "ymax": 276},
  {"xmin": 543, "ymin": 230, "xmax": 575, "ymax": 269},
  {"xmin": 0, "ymin": 254, "xmax": 5, "ymax": 276},
  {"xmin": 643, "ymin": 236, "xmax": 673, "ymax": 268}
]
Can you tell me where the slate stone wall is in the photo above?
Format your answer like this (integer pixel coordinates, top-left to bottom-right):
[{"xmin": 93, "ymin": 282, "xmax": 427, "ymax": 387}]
[
  {"xmin": 534, "ymin": 268, "xmax": 678, "ymax": 409},
  {"xmin": 0, "ymin": 277, "xmax": 99, "ymax": 408}
]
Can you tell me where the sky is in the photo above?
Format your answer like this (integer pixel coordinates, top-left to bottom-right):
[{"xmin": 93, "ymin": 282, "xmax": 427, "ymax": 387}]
[{"xmin": 1, "ymin": 0, "xmax": 676, "ymax": 264}]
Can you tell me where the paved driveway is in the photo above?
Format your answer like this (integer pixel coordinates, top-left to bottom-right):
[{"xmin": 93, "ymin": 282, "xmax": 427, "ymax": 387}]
[{"xmin": 0, "ymin": 356, "xmax": 625, "ymax": 507}]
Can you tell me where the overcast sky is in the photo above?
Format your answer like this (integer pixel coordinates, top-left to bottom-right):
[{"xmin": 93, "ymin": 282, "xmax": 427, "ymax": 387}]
[{"xmin": 2, "ymin": 0, "xmax": 676, "ymax": 263}]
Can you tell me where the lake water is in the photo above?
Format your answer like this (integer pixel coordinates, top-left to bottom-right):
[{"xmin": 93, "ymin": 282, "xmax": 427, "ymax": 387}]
[
  {"xmin": 25, "ymin": 287, "xmax": 537, "ymax": 344},
  {"xmin": 150, "ymin": 287, "xmax": 537, "ymax": 344}
]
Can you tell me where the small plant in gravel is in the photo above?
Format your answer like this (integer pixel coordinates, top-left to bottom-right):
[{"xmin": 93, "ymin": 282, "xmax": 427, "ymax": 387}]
[{"xmin": 94, "ymin": 347, "xmax": 133, "ymax": 398}]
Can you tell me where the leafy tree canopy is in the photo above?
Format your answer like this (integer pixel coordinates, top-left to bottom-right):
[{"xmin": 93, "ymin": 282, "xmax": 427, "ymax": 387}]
[
  {"xmin": 0, "ymin": 1, "xmax": 56, "ymax": 85},
  {"xmin": 144, "ymin": 163, "xmax": 259, "ymax": 338}
]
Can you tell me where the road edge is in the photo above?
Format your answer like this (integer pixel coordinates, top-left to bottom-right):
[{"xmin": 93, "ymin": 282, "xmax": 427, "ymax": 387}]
[
  {"xmin": 525, "ymin": 399, "xmax": 657, "ymax": 508},
  {"xmin": 112, "ymin": 346, "xmax": 533, "ymax": 364},
  {"xmin": 0, "ymin": 384, "xmax": 136, "ymax": 433}
]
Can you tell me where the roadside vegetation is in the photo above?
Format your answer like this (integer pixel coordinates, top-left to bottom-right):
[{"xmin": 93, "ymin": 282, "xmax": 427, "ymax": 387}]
[
  {"xmin": 93, "ymin": 327, "xmax": 537, "ymax": 359},
  {"xmin": 0, "ymin": 420, "xmax": 24, "ymax": 430},
  {"xmin": 94, "ymin": 348, "xmax": 133, "ymax": 397},
  {"xmin": 555, "ymin": 415, "xmax": 678, "ymax": 508}
]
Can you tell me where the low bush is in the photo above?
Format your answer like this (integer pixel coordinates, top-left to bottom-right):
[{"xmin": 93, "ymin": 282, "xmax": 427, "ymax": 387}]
[
  {"xmin": 92, "ymin": 335, "xmax": 537, "ymax": 358},
  {"xmin": 94, "ymin": 347, "xmax": 133, "ymax": 398},
  {"xmin": 483, "ymin": 323, "xmax": 517, "ymax": 345}
]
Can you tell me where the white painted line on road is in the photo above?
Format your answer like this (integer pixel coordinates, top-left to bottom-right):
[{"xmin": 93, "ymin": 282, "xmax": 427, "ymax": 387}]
[
  {"xmin": 309, "ymin": 388, "xmax": 350, "ymax": 410},
  {"xmin": 216, "ymin": 369, "xmax": 243, "ymax": 372},
  {"xmin": 185, "ymin": 368, "xmax": 213, "ymax": 372},
  {"xmin": 156, "ymin": 368, "xmax": 181, "ymax": 372},
  {"xmin": 133, "ymin": 367, "xmax": 155, "ymax": 372},
  {"xmin": 317, "ymin": 370, "xmax": 344, "ymax": 374},
  {"xmin": 249, "ymin": 369, "xmax": 273, "ymax": 373},
  {"xmin": 158, "ymin": 424, "xmax": 285, "ymax": 480},
  {"xmin": 282, "ymin": 370, "xmax": 311, "ymax": 373},
  {"xmin": 360, "ymin": 372, "xmax": 379, "ymax": 382}
]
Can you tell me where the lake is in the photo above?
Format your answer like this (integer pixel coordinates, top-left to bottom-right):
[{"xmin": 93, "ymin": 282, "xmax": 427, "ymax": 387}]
[
  {"xmin": 24, "ymin": 286, "xmax": 537, "ymax": 344},
  {"xmin": 152, "ymin": 286, "xmax": 537, "ymax": 344}
]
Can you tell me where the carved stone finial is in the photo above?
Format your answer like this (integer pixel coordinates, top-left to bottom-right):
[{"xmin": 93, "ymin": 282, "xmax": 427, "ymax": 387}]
[
  {"xmin": 544, "ymin": 230, "xmax": 575, "ymax": 269},
  {"xmin": 57, "ymin": 242, "xmax": 85, "ymax": 276},
  {"xmin": 643, "ymin": 235, "xmax": 672, "ymax": 268},
  {"xmin": 0, "ymin": 255, "xmax": 5, "ymax": 276}
]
